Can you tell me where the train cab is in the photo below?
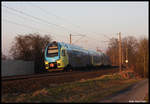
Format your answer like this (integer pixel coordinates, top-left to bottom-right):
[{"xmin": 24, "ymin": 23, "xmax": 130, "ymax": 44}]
[{"xmin": 44, "ymin": 41, "xmax": 67, "ymax": 71}]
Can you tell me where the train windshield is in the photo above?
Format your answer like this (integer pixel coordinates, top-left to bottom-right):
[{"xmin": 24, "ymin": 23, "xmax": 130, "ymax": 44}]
[{"xmin": 47, "ymin": 43, "xmax": 59, "ymax": 57}]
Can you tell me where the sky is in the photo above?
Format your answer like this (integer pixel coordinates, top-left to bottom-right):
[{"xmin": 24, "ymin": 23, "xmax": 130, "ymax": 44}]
[{"xmin": 2, "ymin": 1, "xmax": 149, "ymax": 56}]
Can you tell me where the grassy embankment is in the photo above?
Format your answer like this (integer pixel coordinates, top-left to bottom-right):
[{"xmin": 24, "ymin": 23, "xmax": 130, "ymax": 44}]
[
  {"xmin": 2, "ymin": 71, "xmax": 140, "ymax": 103},
  {"xmin": 144, "ymin": 93, "xmax": 149, "ymax": 102}
]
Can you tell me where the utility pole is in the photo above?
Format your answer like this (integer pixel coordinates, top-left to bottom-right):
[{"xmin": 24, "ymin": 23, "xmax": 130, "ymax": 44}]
[
  {"xmin": 69, "ymin": 34, "xmax": 86, "ymax": 44},
  {"xmin": 144, "ymin": 55, "xmax": 146, "ymax": 78},
  {"xmin": 118, "ymin": 32, "xmax": 122, "ymax": 72},
  {"xmin": 125, "ymin": 39, "xmax": 128, "ymax": 69},
  {"xmin": 70, "ymin": 34, "xmax": 72, "ymax": 44},
  {"xmin": 113, "ymin": 49, "xmax": 115, "ymax": 66},
  {"xmin": 121, "ymin": 43, "xmax": 124, "ymax": 67}
]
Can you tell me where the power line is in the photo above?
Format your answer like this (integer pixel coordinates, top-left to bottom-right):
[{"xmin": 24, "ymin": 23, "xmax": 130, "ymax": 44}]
[
  {"xmin": 29, "ymin": 4, "xmax": 90, "ymax": 44},
  {"xmin": 3, "ymin": 19, "xmax": 41, "ymax": 32},
  {"xmin": 3, "ymin": 4, "xmax": 112, "ymax": 42},
  {"xmin": 29, "ymin": 3, "xmax": 113, "ymax": 42},
  {"xmin": 2, "ymin": 5, "xmax": 62, "ymax": 27},
  {"xmin": 30, "ymin": 3, "xmax": 81, "ymax": 29},
  {"xmin": 3, "ymin": 9, "xmax": 42, "ymax": 24},
  {"xmin": 3, "ymin": 9, "xmax": 68, "ymax": 39},
  {"xmin": 69, "ymin": 34, "xmax": 86, "ymax": 44},
  {"xmin": 3, "ymin": 18, "xmax": 55, "ymax": 38},
  {"xmin": 2, "ymin": 19, "xmax": 69, "ymax": 40},
  {"xmin": 3, "ymin": 4, "xmax": 115, "ymax": 51},
  {"xmin": 3, "ymin": 8, "xmax": 75, "ymax": 41},
  {"xmin": 2, "ymin": 5, "xmax": 85, "ymax": 36}
]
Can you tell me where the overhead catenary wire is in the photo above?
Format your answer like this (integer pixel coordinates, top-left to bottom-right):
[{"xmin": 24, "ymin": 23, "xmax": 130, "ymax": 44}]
[
  {"xmin": 2, "ymin": 5, "xmax": 86, "ymax": 36},
  {"xmin": 3, "ymin": 9, "xmax": 43, "ymax": 25},
  {"xmin": 3, "ymin": 18, "xmax": 41, "ymax": 30},
  {"xmin": 29, "ymin": 3, "xmax": 113, "ymax": 43},
  {"xmin": 3, "ymin": 19, "xmax": 70, "ymax": 41},
  {"xmin": 3, "ymin": 4, "xmax": 87, "ymax": 45},
  {"xmin": 30, "ymin": 3, "xmax": 82, "ymax": 29},
  {"xmin": 72, "ymin": 35, "xmax": 86, "ymax": 44},
  {"xmin": 3, "ymin": 18, "xmax": 57, "ymax": 39},
  {"xmin": 3, "ymin": 4, "xmax": 112, "ymax": 41},
  {"xmin": 3, "ymin": 9, "xmax": 69, "ymax": 40},
  {"xmin": 3, "ymin": 4, "xmax": 115, "ymax": 51}
]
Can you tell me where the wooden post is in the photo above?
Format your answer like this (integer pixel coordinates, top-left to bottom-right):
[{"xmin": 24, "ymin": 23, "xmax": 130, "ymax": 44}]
[
  {"xmin": 144, "ymin": 55, "xmax": 146, "ymax": 78},
  {"xmin": 70, "ymin": 34, "xmax": 72, "ymax": 44},
  {"xmin": 126, "ymin": 39, "xmax": 128, "ymax": 69},
  {"xmin": 118, "ymin": 32, "xmax": 122, "ymax": 72}
]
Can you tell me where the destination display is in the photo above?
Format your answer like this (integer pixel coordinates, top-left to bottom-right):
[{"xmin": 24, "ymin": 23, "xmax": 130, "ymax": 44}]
[
  {"xmin": 48, "ymin": 46, "xmax": 58, "ymax": 49},
  {"xmin": 48, "ymin": 49, "xmax": 58, "ymax": 53}
]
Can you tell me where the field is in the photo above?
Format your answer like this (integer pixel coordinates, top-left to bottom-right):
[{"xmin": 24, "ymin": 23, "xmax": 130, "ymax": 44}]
[{"xmin": 2, "ymin": 70, "xmax": 141, "ymax": 103}]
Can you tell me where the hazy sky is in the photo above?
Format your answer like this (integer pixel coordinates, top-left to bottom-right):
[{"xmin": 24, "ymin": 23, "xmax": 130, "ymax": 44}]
[{"xmin": 2, "ymin": 2, "xmax": 148, "ymax": 56}]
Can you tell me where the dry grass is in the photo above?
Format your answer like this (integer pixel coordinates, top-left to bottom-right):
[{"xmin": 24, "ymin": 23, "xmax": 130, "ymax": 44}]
[
  {"xmin": 2, "ymin": 68, "xmax": 118, "ymax": 94},
  {"xmin": 144, "ymin": 93, "xmax": 149, "ymax": 102},
  {"xmin": 32, "ymin": 88, "xmax": 48, "ymax": 97},
  {"xmin": 2, "ymin": 71, "xmax": 139, "ymax": 103}
]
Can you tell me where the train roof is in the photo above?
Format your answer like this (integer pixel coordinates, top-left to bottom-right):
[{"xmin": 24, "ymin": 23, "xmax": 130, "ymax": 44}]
[
  {"xmin": 87, "ymin": 49, "xmax": 104, "ymax": 55},
  {"xmin": 49, "ymin": 41, "xmax": 105, "ymax": 55},
  {"xmin": 59, "ymin": 42, "xmax": 88, "ymax": 52}
]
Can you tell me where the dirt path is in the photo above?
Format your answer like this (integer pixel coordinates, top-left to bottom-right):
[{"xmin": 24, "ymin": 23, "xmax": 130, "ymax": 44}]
[{"xmin": 100, "ymin": 79, "xmax": 148, "ymax": 103}]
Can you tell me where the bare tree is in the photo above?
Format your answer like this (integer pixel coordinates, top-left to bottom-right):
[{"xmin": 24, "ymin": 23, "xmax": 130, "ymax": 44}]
[
  {"xmin": 135, "ymin": 38, "xmax": 149, "ymax": 78},
  {"xmin": 10, "ymin": 33, "xmax": 52, "ymax": 73},
  {"xmin": 121, "ymin": 36, "xmax": 138, "ymax": 67},
  {"xmin": 106, "ymin": 35, "xmax": 148, "ymax": 78},
  {"xmin": 106, "ymin": 38, "xmax": 119, "ymax": 66},
  {"xmin": 2, "ymin": 53, "xmax": 7, "ymax": 60},
  {"xmin": 106, "ymin": 36, "xmax": 138, "ymax": 67}
]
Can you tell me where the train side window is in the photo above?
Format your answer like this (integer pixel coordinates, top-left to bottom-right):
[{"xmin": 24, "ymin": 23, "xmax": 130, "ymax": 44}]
[
  {"xmin": 62, "ymin": 50, "xmax": 66, "ymax": 56},
  {"xmin": 65, "ymin": 44, "xmax": 68, "ymax": 48}
]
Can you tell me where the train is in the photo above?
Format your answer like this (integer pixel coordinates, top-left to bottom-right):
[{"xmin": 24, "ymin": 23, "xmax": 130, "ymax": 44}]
[{"xmin": 44, "ymin": 41, "xmax": 111, "ymax": 71}]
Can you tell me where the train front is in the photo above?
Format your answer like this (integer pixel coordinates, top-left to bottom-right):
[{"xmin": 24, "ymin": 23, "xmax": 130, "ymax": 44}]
[{"xmin": 44, "ymin": 41, "xmax": 63, "ymax": 71}]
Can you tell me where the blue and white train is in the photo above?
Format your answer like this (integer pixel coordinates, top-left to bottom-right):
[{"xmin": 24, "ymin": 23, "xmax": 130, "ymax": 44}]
[{"xmin": 44, "ymin": 41, "xmax": 111, "ymax": 71}]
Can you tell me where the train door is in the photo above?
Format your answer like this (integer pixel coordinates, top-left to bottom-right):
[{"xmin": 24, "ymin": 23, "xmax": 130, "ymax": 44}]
[{"xmin": 60, "ymin": 47, "xmax": 68, "ymax": 68}]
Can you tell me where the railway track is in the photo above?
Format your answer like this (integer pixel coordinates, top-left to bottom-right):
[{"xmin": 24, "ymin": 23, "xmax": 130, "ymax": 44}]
[
  {"xmin": 2, "ymin": 66, "xmax": 119, "ymax": 81},
  {"xmin": 2, "ymin": 71, "xmax": 81, "ymax": 81},
  {"xmin": 2, "ymin": 66, "xmax": 120, "ymax": 94}
]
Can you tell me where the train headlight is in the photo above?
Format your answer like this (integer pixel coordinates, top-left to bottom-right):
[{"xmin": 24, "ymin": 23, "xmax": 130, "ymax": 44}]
[{"xmin": 45, "ymin": 61, "xmax": 49, "ymax": 64}]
